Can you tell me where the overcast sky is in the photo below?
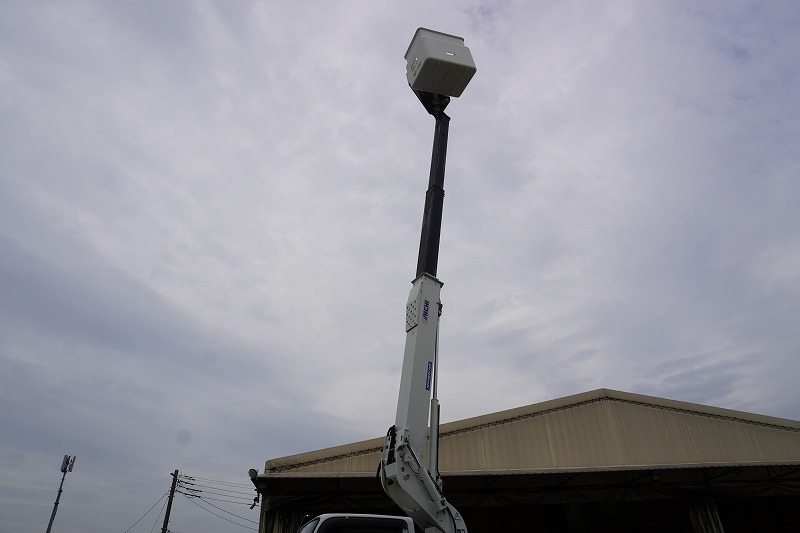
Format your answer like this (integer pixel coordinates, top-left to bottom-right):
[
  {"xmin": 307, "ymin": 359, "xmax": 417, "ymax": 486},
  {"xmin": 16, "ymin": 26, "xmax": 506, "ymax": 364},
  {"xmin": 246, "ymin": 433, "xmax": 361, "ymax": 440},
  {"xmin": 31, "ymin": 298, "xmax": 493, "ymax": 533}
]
[{"xmin": 2, "ymin": 1, "xmax": 799, "ymax": 532}]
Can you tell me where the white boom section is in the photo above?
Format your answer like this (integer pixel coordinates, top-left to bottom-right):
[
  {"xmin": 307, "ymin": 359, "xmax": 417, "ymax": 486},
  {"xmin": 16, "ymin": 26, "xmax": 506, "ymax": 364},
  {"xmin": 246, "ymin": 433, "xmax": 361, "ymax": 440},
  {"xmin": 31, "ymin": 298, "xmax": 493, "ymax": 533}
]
[
  {"xmin": 380, "ymin": 273, "xmax": 467, "ymax": 533},
  {"xmin": 397, "ymin": 273, "xmax": 441, "ymax": 454}
]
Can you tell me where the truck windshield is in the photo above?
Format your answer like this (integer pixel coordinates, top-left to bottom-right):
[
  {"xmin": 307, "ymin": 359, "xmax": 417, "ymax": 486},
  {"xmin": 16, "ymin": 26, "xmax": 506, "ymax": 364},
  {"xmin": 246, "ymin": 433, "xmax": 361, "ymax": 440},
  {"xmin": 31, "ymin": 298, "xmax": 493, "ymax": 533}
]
[
  {"xmin": 297, "ymin": 518, "xmax": 320, "ymax": 533},
  {"xmin": 304, "ymin": 516, "xmax": 409, "ymax": 533}
]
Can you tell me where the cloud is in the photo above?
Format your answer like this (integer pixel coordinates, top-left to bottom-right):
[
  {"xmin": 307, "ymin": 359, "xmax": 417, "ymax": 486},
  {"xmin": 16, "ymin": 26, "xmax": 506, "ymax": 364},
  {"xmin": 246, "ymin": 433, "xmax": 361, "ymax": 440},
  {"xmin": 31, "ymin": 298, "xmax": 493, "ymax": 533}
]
[{"xmin": 1, "ymin": 1, "xmax": 799, "ymax": 532}]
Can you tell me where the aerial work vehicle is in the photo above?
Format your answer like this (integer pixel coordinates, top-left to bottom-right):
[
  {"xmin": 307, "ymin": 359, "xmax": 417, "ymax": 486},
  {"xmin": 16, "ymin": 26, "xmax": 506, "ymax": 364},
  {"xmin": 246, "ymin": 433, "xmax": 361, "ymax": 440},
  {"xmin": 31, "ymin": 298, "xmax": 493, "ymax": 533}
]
[{"xmin": 254, "ymin": 27, "xmax": 477, "ymax": 533}]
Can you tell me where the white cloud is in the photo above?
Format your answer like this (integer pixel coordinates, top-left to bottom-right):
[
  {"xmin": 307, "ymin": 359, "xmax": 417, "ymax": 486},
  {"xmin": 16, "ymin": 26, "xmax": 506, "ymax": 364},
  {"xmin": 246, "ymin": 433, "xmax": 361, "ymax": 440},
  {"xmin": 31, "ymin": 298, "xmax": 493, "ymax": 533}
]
[{"xmin": 2, "ymin": 1, "xmax": 799, "ymax": 532}]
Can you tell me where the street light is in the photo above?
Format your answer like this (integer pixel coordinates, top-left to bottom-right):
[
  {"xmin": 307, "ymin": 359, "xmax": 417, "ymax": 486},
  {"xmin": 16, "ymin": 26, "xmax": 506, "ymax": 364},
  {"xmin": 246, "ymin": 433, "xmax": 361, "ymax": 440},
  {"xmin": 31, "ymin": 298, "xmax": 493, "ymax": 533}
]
[
  {"xmin": 248, "ymin": 468, "xmax": 263, "ymax": 510},
  {"xmin": 403, "ymin": 27, "xmax": 476, "ymax": 278}
]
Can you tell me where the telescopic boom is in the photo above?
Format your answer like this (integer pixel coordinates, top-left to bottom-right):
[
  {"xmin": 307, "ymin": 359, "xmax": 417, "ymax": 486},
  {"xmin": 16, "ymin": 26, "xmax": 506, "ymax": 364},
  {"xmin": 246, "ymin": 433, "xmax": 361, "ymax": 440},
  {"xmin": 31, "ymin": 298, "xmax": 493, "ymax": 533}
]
[{"xmin": 377, "ymin": 28, "xmax": 475, "ymax": 533}]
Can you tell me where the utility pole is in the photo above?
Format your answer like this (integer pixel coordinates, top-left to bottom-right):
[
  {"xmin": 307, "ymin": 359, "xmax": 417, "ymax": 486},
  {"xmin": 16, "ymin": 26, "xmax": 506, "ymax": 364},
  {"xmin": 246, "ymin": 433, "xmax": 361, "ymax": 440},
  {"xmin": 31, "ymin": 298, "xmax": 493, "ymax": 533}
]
[
  {"xmin": 161, "ymin": 470, "xmax": 179, "ymax": 533},
  {"xmin": 46, "ymin": 455, "xmax": 76, "ymax": 533}
]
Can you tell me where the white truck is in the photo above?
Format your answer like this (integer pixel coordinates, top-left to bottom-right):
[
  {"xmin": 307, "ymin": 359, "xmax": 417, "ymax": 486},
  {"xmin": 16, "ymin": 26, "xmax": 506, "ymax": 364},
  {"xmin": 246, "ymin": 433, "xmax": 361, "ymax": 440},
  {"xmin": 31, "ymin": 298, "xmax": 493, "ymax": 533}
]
[
  {"xmin": 276, "ymin": 28, "xmax": 476, "ymax": 533},
  {"xmin": 296, "ymin": 514, "xmax": 415, "ymax": 533}
]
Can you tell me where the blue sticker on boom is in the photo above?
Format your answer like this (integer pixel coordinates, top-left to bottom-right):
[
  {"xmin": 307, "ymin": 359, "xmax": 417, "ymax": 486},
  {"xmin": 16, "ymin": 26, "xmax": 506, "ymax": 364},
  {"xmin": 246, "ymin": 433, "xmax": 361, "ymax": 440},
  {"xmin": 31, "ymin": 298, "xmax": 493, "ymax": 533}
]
[{"xmin": 426, "ymin": 361, "xmax": 433, "ymax": 391}]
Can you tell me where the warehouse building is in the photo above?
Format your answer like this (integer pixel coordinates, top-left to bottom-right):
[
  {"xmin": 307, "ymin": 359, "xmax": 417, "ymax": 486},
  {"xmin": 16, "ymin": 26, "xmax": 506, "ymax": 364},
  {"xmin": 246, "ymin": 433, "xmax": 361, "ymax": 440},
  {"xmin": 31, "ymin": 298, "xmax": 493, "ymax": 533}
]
[{"xmin": 252, "ymin": 389, "xmax": 800, "ymax": 532}]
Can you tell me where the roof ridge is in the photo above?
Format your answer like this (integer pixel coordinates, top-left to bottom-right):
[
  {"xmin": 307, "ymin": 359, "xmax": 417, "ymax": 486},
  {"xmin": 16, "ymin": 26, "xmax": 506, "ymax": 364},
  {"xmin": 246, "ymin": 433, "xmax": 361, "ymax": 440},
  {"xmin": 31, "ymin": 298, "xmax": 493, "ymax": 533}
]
[
  {"xmin": 441, "ymin": 394, "xmax": 800, "ymax": 437},
  {"xmin": 267, "ymin": 443, "xmax": 383, "ymax": 472}
]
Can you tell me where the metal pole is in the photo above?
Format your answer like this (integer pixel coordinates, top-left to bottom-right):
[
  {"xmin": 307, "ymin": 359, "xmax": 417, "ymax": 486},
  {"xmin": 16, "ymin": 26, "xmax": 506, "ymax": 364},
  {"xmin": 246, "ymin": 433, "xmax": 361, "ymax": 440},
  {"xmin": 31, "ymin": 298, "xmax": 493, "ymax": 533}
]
[
  {"xmin": 45, "ymin": 470, "xmax": 67, "ymax": 533},
  {"xmin": 416, "ymin": 111, "xmax": 451, "ymax": 278},
  {"xmin": 161, "ymin": 470, "xmax": 179, "ymax": 533}
]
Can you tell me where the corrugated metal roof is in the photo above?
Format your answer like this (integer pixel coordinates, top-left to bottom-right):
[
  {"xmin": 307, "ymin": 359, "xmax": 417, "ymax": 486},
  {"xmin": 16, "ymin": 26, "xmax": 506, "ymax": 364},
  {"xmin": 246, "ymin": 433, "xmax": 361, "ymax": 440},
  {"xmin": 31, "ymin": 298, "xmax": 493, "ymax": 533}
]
[{"xmin": 264, "ymin": 388, "xmax": 800, "ymax": 475}]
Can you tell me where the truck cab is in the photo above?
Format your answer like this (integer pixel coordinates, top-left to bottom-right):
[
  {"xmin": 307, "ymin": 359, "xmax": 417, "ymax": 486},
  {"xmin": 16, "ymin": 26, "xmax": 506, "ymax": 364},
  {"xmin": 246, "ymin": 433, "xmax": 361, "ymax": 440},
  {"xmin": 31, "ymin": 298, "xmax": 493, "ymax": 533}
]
[{"xmin": 297, "ymin": 514, "xmax": 415, "ymax": 533}]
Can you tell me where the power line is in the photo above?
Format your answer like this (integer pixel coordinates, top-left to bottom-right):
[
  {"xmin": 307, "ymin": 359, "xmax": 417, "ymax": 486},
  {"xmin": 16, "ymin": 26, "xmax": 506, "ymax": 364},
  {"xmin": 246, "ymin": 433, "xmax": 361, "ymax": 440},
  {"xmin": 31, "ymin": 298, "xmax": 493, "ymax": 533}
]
[
  {"xmin": 122, "ymin": 493, "xmax": 168, "ymax": 533},
  {"xmin": 177, "ymin": 490, "xmax": 253, "ymax": 506},
  {"xmin": 180, "ymin": 475, "xmax": 252, "ymax": 489},
  {"xmin": 150, "ymin": 493, "xmax": 169, "ymax": 533},
  {"xmin": 185, "ymin": 494, "xmax": 259, "ymax": 524},
  {"xmin": 178, "ymin": 485, "xmax": 253, "ymax": 501},
  {"xmin": 178, "ymin": 480, "xmax": 253, "ymax": 497},
  {"xmin": 181, "ymin": 493, "xmax": 257, "ymax": 530},
  {"xmin": 177, "ymin": 480, "xmax": 254, "ymax": 503}
]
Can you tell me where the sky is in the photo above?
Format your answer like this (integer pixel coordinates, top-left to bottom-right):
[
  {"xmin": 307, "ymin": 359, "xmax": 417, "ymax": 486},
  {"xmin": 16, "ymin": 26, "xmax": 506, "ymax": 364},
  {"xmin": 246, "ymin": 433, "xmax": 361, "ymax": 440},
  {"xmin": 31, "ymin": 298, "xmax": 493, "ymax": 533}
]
[{"xmin": 1, "ymin": 0, "xmax": 799, "ymax": 531}]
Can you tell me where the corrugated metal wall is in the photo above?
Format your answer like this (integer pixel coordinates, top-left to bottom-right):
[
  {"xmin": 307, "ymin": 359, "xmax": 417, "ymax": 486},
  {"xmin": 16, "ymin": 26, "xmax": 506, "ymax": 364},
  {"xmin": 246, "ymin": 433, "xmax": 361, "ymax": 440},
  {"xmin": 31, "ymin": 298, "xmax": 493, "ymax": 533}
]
[{"xmin": 441, "ymin": 398, "xmax": 800, "ymax": 471}]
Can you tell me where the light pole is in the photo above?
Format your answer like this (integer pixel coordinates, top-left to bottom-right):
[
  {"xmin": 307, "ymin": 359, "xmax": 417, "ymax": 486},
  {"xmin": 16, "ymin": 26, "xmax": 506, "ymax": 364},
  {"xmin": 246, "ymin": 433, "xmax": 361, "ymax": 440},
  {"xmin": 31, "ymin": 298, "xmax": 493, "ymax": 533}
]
[{"xmin": 46, "ymin": 455, "xmax": 76, "ymax": 533}]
